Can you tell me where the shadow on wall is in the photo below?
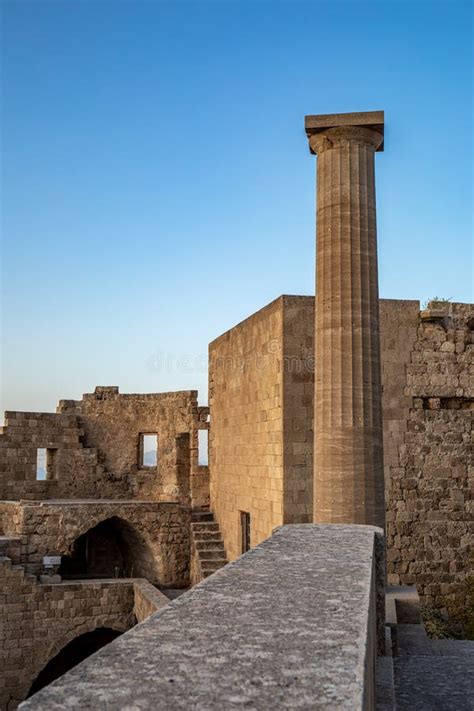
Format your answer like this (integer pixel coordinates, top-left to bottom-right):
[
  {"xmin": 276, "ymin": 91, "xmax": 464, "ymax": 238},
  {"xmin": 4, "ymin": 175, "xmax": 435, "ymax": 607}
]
[
  {"xmin": 59, "ymin": 517, "xmax": 154, "ymax": 580},
  {"xmin": 27, "ymin": 628, "xmax": 123, "ymax": 699}
]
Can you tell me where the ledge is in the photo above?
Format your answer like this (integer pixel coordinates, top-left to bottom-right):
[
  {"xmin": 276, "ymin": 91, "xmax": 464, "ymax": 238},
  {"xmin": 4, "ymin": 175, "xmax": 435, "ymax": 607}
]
[{"xmin": 21, "ymin": 524, "xmax": 383, "ymax": 711}]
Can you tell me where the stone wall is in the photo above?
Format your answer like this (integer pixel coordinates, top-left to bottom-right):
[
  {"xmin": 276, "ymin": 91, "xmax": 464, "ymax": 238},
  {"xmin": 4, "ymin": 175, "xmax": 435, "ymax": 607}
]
[
  {"xmin": 209, "ymin": 296, "xmax": 473, "ymax": 608},
  {"xmin": 0, "ymin": 560, "xmax": 169, "ymax": 711},
  {"xmin": 0, "ymin": 412, "xmax": 101, "ymax": 502},
  {"xmin": 0, "ymin": 387, "xmax": 209, "ymax": 508},
  {"xmin": 282, "ymin": 296, "xmax": 315, "ymax": 524},
  {"xmin": 0, "ymin": 501, "xmax": 190, "ymax": 587},
  {"xmin": 209, "ymin": 297, "xmax": 285, "ymax": 561},
  {"xmin": 132, "ymin": 579, "xmax": 169, "ymax": 623},
  {"xmin": 385, "ymin": 302, "xmax": 473, "ymax": 610},
  {"xmin": 209, "ymin": 296, "xmax": 316, "ymax": 561},
  {"xmin": 378, "ymin": 301, "xmax": 420, "ymax": 505},
  {"xmin": 1, "ymin": 562, "xmax": 131, "ymax": 710}
]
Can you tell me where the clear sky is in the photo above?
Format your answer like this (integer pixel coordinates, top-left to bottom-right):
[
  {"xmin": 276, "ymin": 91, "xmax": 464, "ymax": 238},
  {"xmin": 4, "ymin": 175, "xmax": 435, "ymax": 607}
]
[{"xmin": 1, "ymin": 0, "xmax": 472, "ymax": 414}]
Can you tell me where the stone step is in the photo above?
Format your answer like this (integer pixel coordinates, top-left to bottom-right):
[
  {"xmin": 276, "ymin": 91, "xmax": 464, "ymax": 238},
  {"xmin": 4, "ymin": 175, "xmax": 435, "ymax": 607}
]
[
  {"xmin": 191, "ymin": 521, "xmax": 220, "ymax": 532},
  {"xmin": 199, "ymin": 553, "xmax": 228, "ymax": 563},
  {"xmin": 201, "ymin": 561, "xmax": 227, "ymax": 577},
  {"xmin": 191, "ymin": 511, "xmax": 214, "ymax": 522},
  {"xmin": 195, "ymin": 539, "xmax": 225, "ymax": 551},
  {"xmin": 190, "ymin": 509, "xmax": 228, "ymax": 584},
  {"xmin": 202, "ymin": 558, "xmax": 227, "ymax": 570},
  {"xmin": 385, "ymin": 586, "xmax": 420, "ymax": 626},
  {"xmin": 193, "ymin": 531, "xmax": 222, "ymax": 542}
]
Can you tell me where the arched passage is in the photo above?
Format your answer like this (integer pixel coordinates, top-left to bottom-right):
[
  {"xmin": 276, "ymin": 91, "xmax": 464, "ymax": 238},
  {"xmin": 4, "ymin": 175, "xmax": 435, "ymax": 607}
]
[
  {"xmin": 27, "ymin": 627, "xmax": 123, "ymax": 698},
  {"xmin": 58, "ymin": 516, "xmax": 157, "ymax": 580}
]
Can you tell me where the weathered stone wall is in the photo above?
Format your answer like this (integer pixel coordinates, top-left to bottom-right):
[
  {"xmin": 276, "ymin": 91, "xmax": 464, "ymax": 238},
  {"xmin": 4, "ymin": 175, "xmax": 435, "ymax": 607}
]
[
  {"xmin": 0, "ymin": 560, "xmax": 170, "ymax": 711},
  {"xmin": 132, "ymin": 579, "xmax": 169, "ymax": 623},
  {"xmin": 282, "ymin": 296, "xmax": 315, "ymax": 524},
  {"xmin": 385, "ymin": 302, "xmax": 473, "ymax": 609},
  {"xmin": 209, "ymin": 297, "xmax": 285, "ymax": 561},
  {"xmin": 378, "ymin": 300, "xmax": 420, "ymax": 505},
  {"xmin": 0, "ymin": 387, "xmax": 209, "ymax": 508},
  {"xmin": 0, "ymin": 412, "xmax": 102, "ymax": 501},
  {"xmin": 0, "ymin": 561, "xmax": 134, "ymax": 711},
  {"xmin": 0, "ymin": 501, "xmax": 190, "ymax": 587}
]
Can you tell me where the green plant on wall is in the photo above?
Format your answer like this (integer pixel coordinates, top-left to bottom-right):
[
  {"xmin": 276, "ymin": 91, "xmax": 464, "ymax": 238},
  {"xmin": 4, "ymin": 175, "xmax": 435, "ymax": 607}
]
[
  {"xmin": 422, "ymin": 575, "xmax": 474, "ymax": 640},
  {"xmin": 422, "ymin": 296, "xmax": 453, "ymax": 310}
]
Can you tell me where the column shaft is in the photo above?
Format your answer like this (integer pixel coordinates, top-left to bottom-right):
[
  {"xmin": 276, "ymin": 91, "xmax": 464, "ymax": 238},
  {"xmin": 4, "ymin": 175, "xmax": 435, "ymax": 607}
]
[{"xmin": 313, "ymin": 128, "xmax": 385, "ymax": 528}]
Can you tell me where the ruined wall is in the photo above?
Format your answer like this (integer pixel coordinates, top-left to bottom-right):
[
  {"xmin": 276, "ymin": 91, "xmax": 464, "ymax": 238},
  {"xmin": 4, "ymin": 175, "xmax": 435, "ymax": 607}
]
[
  {"xmin": 59, "ymin": 387, "xmax": 208, "ymax": 507},
  {"xmin": 0, "ymin": 562, "xmax": 135, "ymax": 711},
  {"xmin": 0, "ymin": 387, "xmax": 209, "ymax": 508},
  {"xmin": 209, "ymin": 297, "xmax": 285, "ymax": 560},
  {"xmin": 385, "ymin": 302, "xmax": 473, "ymax": 609},
  {"xmin": 0, "ymin": 500, "xmax": 190, "ymax": 587},
  {"xmin": 0, "ymin": 412, "xmax": 103, "ymax": 501}
]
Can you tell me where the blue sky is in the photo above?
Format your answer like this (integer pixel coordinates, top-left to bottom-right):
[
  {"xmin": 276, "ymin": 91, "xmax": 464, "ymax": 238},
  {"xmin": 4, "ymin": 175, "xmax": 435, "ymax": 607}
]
[{"xmin": 1, "ymin": 0, "xmax": 472, "ymax": 413}]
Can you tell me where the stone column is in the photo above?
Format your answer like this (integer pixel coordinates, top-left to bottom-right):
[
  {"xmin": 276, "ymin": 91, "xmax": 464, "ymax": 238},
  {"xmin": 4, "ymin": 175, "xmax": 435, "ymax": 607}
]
[{"xmin": 305, "ymin": 111, "xmax": 385, "ymax": 529}]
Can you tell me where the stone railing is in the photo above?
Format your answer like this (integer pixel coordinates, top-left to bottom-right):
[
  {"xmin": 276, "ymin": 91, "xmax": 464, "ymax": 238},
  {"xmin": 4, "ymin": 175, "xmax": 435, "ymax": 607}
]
[
  {"xmin": 132, "ymin": 578, "xmax": 169, "ymax": 622},
  {"xmin": 21, "ymin": 524, "xmax": 384, "ymax": 711}
]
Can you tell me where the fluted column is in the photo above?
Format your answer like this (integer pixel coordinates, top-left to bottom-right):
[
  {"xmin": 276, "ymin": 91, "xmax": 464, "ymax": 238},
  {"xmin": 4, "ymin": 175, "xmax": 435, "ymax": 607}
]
[{"xmin": 305, "ymin": 112, "xmax": 385, "ymax": 529}]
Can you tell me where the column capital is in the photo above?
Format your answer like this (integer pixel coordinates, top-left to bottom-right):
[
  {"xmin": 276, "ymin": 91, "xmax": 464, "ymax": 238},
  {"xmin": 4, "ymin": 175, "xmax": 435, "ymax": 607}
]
[{"xmin": 305, "ymin": 111, "xmax": 384, "ymax": 155}]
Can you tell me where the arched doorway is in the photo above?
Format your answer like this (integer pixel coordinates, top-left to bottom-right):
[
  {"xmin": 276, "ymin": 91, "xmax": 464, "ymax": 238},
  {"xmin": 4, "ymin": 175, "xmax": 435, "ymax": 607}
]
[
  {"xmin": 27, "ymin": 627, "xmax": 123, "ymax": 698},
  {"xmin": 59, "ymin": 517, "xmax": 155, "ymax": 580}
]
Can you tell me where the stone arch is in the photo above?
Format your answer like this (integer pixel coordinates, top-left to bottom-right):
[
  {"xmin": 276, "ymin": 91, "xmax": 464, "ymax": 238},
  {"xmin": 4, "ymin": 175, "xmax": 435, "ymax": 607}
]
[
  {"xmin": 58, "ymin": 516, "xmax": 163, "ymax": 582},
  {"xmin": 24, "ymin": 619, "xmax": 130, "ymax": 698},
  {"xmin": 20, "ymin": 617, "xmax": 130, "ymax": 704}
]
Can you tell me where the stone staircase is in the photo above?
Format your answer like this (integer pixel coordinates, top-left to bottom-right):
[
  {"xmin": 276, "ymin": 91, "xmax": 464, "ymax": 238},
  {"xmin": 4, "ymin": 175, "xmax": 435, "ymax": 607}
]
[{"xmin": 190, "ymin": 510, "xmax": 228, "ymax": 584}]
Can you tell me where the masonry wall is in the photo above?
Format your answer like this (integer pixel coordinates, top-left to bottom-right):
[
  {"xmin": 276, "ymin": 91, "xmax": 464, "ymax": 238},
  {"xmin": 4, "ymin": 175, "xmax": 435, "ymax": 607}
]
[
  {"xmin": 385, "ymin": 302, "xmax": 473, "ymax": 610},
  {"xmin": 0, "ymin": 412, "xmax": 102, "ymax": 502},
  {"xmin": 0, "ymin": 563, "xmax": 134, "ymax": 711},
  {"xmin": 378, "ymin": 301, "xmax": 420, "ymax": 505},
  {"xmin": 209, "ymin": 296, "xmax": 315, "ymax": 559},
  {"xmin": 282, "ymin": 296, "xmax": 315, "ymax": 524},
  {"xmin": 209, "ymin": 297, "xmax": 285, "ymax": 560},
  {"xmin": 0, "ymin": 387, "xmax": 209, "ymax": 508},
  {"xmin": 0, "ymin": 501, "xmax": 190, "ymax": 587},
  {"xmin": 0, "ymin": 561, "xmax": 169, "ymax": 711}
]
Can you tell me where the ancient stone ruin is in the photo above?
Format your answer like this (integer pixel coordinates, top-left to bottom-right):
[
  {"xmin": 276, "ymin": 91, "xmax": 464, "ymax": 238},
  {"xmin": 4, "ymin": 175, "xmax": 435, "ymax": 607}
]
[{"xmin": 1, "ymin": 112, "xmax": 472, "ymax": 710}]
